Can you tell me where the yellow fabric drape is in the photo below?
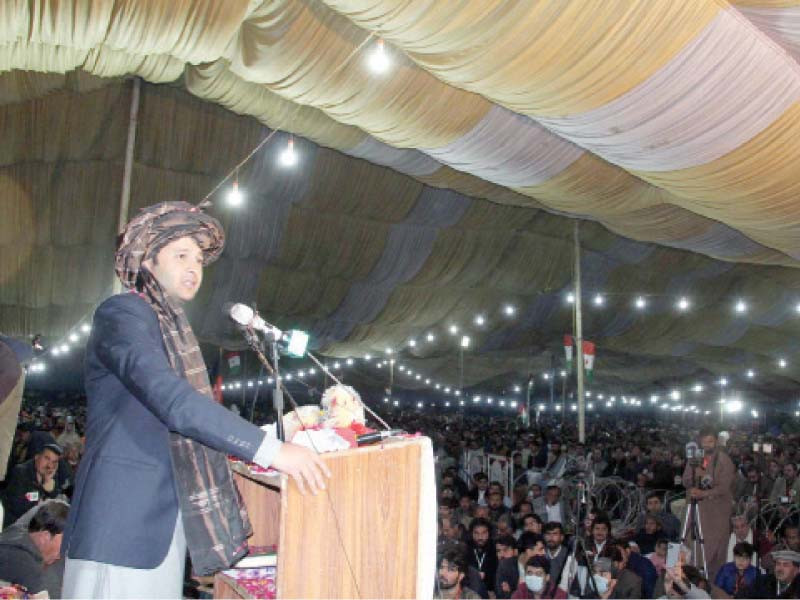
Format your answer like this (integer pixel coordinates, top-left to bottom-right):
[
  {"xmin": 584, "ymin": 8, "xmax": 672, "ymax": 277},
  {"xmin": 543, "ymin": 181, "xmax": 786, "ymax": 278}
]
[
  {"xmin": 636, "ymin": 101, "xmax": 800, "ymax": 255},
  {"xmin": 321, "ymin": 0, "xmax": 720, "ymax": 116}
]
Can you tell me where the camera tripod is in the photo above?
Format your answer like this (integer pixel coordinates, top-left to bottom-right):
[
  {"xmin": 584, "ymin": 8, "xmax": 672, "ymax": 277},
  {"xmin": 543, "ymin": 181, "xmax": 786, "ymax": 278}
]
[
  {"xmin": 565, "ymin": 479, "xmax": 602, "ymax": 599},
  {"xmin": 681, "ymin": 466, "xmax": 709, "ymax": 577}
]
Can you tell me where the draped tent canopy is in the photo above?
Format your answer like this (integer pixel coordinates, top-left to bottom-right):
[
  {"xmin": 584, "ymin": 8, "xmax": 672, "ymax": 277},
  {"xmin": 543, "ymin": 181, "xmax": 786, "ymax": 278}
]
[{"xmin": 2, "ymin": 0, "xmax": 800, "ymax": 406}]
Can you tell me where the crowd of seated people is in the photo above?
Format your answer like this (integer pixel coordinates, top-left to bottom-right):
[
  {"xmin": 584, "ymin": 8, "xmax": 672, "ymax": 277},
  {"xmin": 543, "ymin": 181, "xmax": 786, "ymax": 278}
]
[{"xmin": 4, "ymin": 395, "xmax": 800, "ymax": 598}]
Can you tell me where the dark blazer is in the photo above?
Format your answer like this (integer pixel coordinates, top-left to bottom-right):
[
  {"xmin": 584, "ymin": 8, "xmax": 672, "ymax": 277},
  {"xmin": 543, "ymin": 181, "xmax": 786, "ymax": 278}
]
[
  {"xmin": 611, "ymin": 568, "xmax": 642, "ymax": 599},
  {"xmin": 495, "ymin": 556, "xmax": 520, "ymax": 599},
  {"xmin": 627, "ymin": 551, "xmax": 657, "ymax": 599},
  {"xmin": 62, "ymin": 293, "xmax": 269, "ymax": 569}
]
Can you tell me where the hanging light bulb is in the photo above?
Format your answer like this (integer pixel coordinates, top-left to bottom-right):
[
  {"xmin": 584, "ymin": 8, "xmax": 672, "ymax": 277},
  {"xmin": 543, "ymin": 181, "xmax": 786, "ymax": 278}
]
[
  {"xmin": 367, "ymin": 39, "xmax": 391, "ymax": 74},
  {"xmin": 634, "ymin": 296, "xmax": 647, "ymax": 310},
  {"xmin": 227, "ymin": 174, "xmax": 244, "ymax": 206},
  {"xmin": 279, "ymin": 136, "xmax": 298, "ymax": 167},
  {"xmin": 734, "ymin": 300, "xmax": 748, "ymax": 314},
  {"xmin": 676, "ymin": 297, "xmax": 691, "ymax": 312}
]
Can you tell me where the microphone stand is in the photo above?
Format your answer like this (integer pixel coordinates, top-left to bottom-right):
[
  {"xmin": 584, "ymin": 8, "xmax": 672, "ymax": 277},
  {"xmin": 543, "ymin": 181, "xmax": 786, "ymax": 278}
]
[
  {"xmin": 568, "ymin": 478, "xmax": 600, "ymax": 598},
  {"xmin": 271, "ymin": 338, "xmax": 285, "ymax": 442},
  {"xmin": 753, "ymin": 460, "xmax": 763, "ymax": 570}
]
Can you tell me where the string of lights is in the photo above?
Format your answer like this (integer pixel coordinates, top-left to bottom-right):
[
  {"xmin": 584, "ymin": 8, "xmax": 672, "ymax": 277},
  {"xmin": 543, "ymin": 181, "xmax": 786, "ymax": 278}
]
[
  {"xmin": 21, "ymin": 38, "xmax": 799, "ymax": 422},
  {"xmin": 26, "ymin": 38, "xmax": 397, "ymax": 377}
]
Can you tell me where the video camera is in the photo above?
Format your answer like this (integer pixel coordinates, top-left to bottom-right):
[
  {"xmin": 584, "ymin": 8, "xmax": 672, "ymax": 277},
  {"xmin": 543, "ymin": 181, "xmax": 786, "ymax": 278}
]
[{"xmin": 685, "ymin": 441, "xmax": 704, "ymax": 462}]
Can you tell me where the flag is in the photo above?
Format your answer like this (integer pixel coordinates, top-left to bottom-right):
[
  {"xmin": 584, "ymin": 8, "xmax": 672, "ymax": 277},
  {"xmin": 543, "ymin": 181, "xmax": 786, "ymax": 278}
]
[
  {"xmin": 564, "ymin": 335, "xmax": 574, "ymax": 368},
  {"xmin": 226, "ymin": 351, "xmax": 241, "ymax": 375},
  {"xmin": 582, "ymin": 340, "xmax": 596, "ymax": 381}
]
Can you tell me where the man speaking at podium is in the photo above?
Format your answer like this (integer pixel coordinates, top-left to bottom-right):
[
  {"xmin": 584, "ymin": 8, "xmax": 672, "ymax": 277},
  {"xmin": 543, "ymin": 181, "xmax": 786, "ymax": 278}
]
[{"xmin": 62, "ymin": 202, "xmax": 330, "ymax": 598}]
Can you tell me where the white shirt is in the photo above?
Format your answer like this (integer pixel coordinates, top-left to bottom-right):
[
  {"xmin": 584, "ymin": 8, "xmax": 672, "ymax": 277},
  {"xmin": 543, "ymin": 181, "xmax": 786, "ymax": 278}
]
[
  {"xmin": 726, "ymin": 530, "xmax": 755, "ymax": 563},
  {"xmin": 545, "ymin": 502, "xmax": 563, "ymax": 523}
]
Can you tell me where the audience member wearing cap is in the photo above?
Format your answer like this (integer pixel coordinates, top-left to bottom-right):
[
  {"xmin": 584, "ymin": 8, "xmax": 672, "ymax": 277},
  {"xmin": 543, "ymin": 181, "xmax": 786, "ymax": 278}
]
[
  {"xmin": 741, "ymin": 549, "xmax": 800, "ymax": 599},
  {"xmin": 1, "ymin": 442, "xmax": 64, "ymax": 527},
  {"xmin": 60, "ymin": 201, "xmax": 330, "ymax": 598}
]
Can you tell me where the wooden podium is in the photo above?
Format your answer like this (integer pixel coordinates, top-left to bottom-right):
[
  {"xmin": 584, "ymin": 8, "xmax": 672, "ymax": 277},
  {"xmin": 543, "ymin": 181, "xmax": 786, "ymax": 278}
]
[{"xmin": 214, "ymin": 436, "xmax": 436, "ymax": 599}]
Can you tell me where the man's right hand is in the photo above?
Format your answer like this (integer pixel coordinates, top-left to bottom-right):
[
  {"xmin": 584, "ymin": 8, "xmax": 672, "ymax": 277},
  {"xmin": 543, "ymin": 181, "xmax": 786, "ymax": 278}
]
[{"xmin": 271, "ymin": 442, "xmax": 332, "ymax": 496}]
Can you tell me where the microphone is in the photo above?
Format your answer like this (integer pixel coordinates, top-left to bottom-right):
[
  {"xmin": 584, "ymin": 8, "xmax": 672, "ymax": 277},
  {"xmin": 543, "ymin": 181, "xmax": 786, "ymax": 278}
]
[
  {"xmin": 685, "ymin": 441, "xmax": 699, "ymax": 460},
  {"xmin": 577, "ymin": 479, "xmax": 587, "ymax": 505},
  {"xmin": 356, "ymin": 429, "xmax": 406, "ymax": 446},
  {"xmin": 224, "ymin": 302, "xmax": 284, "ymax": 341}
]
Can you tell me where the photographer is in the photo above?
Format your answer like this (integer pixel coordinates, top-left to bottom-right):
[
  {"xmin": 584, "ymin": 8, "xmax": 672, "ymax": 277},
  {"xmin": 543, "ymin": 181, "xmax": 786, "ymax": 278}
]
[{"xmin": 681, "ymin": 427, "xmax": 735, "ymax": 582}]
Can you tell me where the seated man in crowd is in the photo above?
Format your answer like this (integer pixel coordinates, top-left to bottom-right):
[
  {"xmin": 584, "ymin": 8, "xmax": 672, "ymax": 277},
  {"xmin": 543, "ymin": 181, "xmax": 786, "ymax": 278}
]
[
  {"xmin": 714, "ymin": 541, "xmax": 758, "ymax": 597},
  {"xmin": 468, "ymin": 517, "xmax": 499, "ymax": 592},
  {"xmin": 513, "ymin": 499, "xmax": 534, "ymax": 522},
  {"xmin": 1, "ymin": 442, "xmax": 65, "ymax": 527},
  {"xmin": 521, "ymin": 513, "xmax": 544, "ymax": 537},
  {"xmin": 489, "ymin": 490, "xmax": 512, "ymax": 522},
  {"xmin": 726, "ymin": 514, "xmax": 758, "ymax": 564},
  {"xmin": 0, "ymin": 501, "xmax": 69, "ymax": 595},
  {"xmin": 497, "ymin": 514, "xmax": 517, "ymax": 539},
  {"xmin": 762, "ymin": 521, "xmax": 800, "ymax": 573},
  {"xmin": 733, "ymin": 464, "xmax": 762, "ymax": 504},
  {"xmin": 543, "ymin": 522, "xmax": 570, "ymax": 589},
  {"xmin": 605, "ymin": 547, "xmax": 643, "ymax": 599},
  {"xmin": 512, "ymin": 555, "xmax": 566, "ymax": 599},
  {"xmin": 634, "ymin": 514, "xmax": 665, "ymax": 555},
  {"xmin": 499, "ymin": 532, "xmax": 549, "ymax": 595},
  {"xmin": 435, "ymin": 545, "xmax": 482, "ymax": 599},
  {"xmin": 589, "ymin": 514, "xmax": 614, "ymax": 558},
  {"xmin": 495, "ymin": 534, "xmax": 521, "ymax": 598},
  {"xmin": 645, "ymin": 538, "xmax": 668, "ymax": 576},
  {"xmin": 637, "ymin": 492, "xmax": 680, "ymax": 542},
  {"xmin": 456, "ymin": 495, "xmax": 474, "ymax": 528},
  {"xmin": 533, "ymin": 484, "xmax": 571, "ymax": 527},
  {"xmin": 770, "ymin": 463, "xmax": 800, "ymax": 505},
  {"xmin": 743, "ymin": 549, "xmax": 800, "ymax": 599},
  {"xmin": 614, "ymin": 540, "xmax": 656, "ymax": 599},
  {"xmin": 439, "ymin": 497, "xmax": 459, "ymax": 523},
  {"xmin": 439, "ymin": 515, "xmax": 463, "ymax": 545},
  {"xmin": 470, "ymin": 472, "xmax": 490, "ymax": 506}
]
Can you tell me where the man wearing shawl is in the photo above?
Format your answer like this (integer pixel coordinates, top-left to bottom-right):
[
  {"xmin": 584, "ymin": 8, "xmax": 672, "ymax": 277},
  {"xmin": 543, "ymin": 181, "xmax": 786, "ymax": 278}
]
[{"xmin": 61, "ymin": 202, "xmax": 329, "ymax": 598}]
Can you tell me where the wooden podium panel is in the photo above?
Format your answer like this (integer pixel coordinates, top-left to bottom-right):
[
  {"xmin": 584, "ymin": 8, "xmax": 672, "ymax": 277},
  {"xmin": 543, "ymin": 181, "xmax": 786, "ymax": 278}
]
[{"xmin": 216, "ymin": 437, "xmax": 432, "ymax": 599}]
